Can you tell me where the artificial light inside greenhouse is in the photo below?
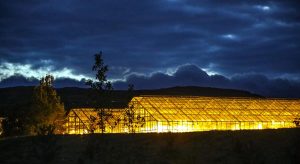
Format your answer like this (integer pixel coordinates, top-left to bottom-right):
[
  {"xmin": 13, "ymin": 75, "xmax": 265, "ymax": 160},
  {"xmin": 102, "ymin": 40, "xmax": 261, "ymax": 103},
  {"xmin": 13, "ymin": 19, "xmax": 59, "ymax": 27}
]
[{"xmin": 65, "ymin": 96, "xmax": 300, "ymax": 134}]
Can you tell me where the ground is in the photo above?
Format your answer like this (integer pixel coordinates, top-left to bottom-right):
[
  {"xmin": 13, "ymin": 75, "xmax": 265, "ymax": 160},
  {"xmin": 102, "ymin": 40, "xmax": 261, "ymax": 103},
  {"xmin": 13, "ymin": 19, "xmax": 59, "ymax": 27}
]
[{"xmin": 0, "ymin": 128, "xmax": 299, "ymax": 164}]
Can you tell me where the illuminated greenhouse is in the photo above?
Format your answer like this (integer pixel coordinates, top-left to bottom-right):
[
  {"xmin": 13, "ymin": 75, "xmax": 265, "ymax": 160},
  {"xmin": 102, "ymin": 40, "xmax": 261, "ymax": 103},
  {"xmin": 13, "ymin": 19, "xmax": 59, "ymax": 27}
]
[
  {"xmin": 66, "ymin": 108, "xmax": 126, "ymax": 134},
  {"xmin": 65, "ymin": 96, "xmax": 300, "ymax": 134}
]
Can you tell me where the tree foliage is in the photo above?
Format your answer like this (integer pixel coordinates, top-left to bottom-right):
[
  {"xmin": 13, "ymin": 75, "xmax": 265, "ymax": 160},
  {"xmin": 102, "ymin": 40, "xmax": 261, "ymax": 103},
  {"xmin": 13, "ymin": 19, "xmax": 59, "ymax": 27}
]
[
  {"xmin": 86, "ymin": 51, "xmax": 113, "ymax": 92},
  {"xmin": 29, "ymin": 75, "xmax": 65, "ymax": 135},
  {"xmin": 124, "ymin": 84, "xmax": 145, "ymax": 133},
  {"xmin": 86, "ymin": 51, "xmax": 113, "ymax": 133}
]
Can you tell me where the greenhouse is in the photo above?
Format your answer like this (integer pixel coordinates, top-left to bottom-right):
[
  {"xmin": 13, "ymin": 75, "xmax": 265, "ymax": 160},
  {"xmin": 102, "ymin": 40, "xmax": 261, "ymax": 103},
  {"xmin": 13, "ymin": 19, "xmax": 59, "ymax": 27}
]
[
  {"xmin": 65, "ymin": 96, "xmax": 300, "ymax": 134},
  {"xmin": 65, "ymin": 108, "xmax": 126, "ymax": 134}
]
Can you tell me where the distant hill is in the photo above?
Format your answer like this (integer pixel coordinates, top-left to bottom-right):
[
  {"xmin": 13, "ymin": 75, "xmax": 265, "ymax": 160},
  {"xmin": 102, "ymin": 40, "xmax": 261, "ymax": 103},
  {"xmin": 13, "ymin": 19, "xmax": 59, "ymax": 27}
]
[{"xmin": 0, "ymin": 86, "xmax": 261, "ymax": 116}]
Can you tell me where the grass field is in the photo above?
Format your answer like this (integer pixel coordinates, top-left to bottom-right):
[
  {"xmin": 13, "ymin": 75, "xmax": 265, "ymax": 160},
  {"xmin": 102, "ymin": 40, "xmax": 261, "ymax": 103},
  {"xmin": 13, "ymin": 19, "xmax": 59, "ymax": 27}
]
[{"xmin": 0, "ymin": 128, "xmax": 299, "ymax": 164}]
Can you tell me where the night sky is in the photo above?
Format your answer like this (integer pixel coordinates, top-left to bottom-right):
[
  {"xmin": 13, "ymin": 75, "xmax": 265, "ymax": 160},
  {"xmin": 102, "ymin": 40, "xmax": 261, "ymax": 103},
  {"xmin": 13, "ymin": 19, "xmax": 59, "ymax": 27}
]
[{"xmin": 0, "ymin": 0, "xmax": 300, "ymax": 97}]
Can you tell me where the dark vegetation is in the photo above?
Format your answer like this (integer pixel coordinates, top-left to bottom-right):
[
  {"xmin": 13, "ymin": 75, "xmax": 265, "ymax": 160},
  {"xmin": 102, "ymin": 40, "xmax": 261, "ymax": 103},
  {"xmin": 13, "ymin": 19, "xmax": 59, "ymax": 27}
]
[
  {"xmin": 0, "ymin": 75, "xmax": 65, "ymax": 137},
  {"xmin": 28, "ymin": 75, "xmax": 65, "ymax": 135},
  {"xmin": 0, "ymin": 86, "xmax": 261, "ymax": 116},
  {"xmin": 0, "ymin": 128, "xmax": 299, "ymax": 164}
]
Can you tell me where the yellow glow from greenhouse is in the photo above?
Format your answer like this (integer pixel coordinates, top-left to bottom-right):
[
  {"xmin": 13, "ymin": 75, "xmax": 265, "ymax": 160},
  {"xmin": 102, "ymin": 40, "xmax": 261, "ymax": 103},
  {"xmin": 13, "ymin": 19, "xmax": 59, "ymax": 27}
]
[
  {"xmin": 64, "ymin": 96, "xmax": 300, "ymax": 134},
  {"xmin": 68, "ymin": 130, "xmax": 76, "ymax": 134},
  {"xmin": 156, "ymin": 121, "xmax": 196, "ymax": 133},
  {"xmin": 231, "ymin": 124, "xmax": 240, "ymax": 130},
  {"xmin": 258, "ymin": 123, "xmax": 263, "ymax": 129},
  {"xmin": 176, "ymin": 124, "xmax": 189, "ymax": 132},
  {"xmin": 157, "ymin": 124, "xmax": 167, "ymax": 133}
]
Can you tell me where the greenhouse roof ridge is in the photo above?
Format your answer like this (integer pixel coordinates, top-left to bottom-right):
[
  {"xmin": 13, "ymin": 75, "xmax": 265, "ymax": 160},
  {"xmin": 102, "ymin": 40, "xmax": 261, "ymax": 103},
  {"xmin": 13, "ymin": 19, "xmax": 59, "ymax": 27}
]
[
  {"xmin": 71, "ymin": 108, "xmax": 125, "ymax": 110},
  {"xmin": 135, "ymin": 95, "xmax": 300, "ymax": 100}
]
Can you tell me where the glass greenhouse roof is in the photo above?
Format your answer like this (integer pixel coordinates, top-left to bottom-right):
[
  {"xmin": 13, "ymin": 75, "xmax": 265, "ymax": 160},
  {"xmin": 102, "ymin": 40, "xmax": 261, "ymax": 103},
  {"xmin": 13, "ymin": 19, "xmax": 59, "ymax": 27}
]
[{"xmin": 130, "ymin": 96, "xmax": 300, "ymax": 122}]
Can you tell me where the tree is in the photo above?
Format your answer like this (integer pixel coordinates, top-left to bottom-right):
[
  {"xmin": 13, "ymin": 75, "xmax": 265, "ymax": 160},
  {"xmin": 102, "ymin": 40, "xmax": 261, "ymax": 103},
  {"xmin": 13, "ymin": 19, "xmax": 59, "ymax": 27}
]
[
  {"xmin": 125, "ymin": 104, "xmax": 135, "ymax": 133},
  {"xmin": 86, "ymin": 51, "xmax": 113, "ymax": 134},
  {"xmin": 124, "ymin": 84, "xmax": 145, "ymax": 133},
  {"xmin": 28, "ymin": 75, "xmax": 65, "ymax": 135},
  {"xmin": 294, "ymin": 117, "xmax": 300, "ymax": 127}
]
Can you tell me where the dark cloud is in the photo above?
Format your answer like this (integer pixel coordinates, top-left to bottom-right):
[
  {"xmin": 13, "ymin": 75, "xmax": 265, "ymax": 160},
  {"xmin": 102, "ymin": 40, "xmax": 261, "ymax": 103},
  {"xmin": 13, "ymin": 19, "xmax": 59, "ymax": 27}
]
[
  {"xmin": 0, "ymin": 74, "xmax": 39, "ymax": 88},
  {"xmin": 1, "ymin": 64, "xmax": 300, "ymax": 98},
  {"xmin": 113, "ymin": 64, "xmax": 300, "ymax": 98},
  {"xmin": 0, "ymin": 0, "xmax": 299, "ymax": 94},
  {"xmin": 0, "ymin": 74, "xmax": 86, "ymax": 88}
]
